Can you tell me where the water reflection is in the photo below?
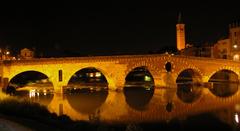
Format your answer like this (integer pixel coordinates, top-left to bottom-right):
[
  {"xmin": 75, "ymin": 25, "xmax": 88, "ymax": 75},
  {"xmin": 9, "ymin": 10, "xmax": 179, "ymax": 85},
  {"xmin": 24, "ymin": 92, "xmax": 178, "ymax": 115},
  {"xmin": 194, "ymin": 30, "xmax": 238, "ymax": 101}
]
[
  {"xmin": 4, "ymin": 82, "xmax": 240, "ymax": 130},
  {"xmin": 12, "ymin": 88, "xmax": 54, "ymax": 106},
  {"xmin": 177, "ymin": 83, "xmax": 202, "ymax": 103},
  {"xmin": 65, "ymin": 88, "xmax": 108, "ymax": 114},
  {"xmin": 209, "ymin": 83, "xmax": 238, "ymax": 97},
  {"xmin": 124, "ymin": 86, "xmax": 154, "ymax": 110}
]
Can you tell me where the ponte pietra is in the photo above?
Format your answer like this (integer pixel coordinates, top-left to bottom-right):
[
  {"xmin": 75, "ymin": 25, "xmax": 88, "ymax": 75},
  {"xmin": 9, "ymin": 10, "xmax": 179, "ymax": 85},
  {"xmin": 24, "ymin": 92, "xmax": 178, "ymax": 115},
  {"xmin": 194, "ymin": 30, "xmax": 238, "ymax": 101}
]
[{"xmin": 0, "ymin": 54, "xmax": 239, "ymax": 92}]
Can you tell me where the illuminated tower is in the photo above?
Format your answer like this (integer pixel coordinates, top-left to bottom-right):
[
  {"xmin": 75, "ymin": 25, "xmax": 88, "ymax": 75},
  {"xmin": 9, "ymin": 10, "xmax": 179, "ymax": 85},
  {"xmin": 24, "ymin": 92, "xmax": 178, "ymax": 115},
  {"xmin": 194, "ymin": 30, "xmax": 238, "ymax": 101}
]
[
  {"xmin": 229, "ymin": 22, "xmax": 240, "ymax": 60},
  {"xmin": 176, "ymin": 12, "xmax": 186, "ymax": 51}
]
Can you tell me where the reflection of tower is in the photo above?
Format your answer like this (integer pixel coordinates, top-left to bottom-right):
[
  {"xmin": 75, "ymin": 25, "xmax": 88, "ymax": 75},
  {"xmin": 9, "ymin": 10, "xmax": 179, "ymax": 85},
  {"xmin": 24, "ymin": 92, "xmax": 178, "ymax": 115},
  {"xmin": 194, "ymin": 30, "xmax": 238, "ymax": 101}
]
[{"xmin": 176, "ymin": 12, "xmax": 186, "ymax": 51}]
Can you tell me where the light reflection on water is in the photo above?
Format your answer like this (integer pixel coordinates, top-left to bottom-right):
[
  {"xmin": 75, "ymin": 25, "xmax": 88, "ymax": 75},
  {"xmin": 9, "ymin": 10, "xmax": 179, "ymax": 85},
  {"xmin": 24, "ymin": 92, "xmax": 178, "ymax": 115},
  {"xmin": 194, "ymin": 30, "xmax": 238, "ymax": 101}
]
[
  {"xmin": 7, "ymin": 83, "xmax": 240, "ymax": 128},
  {"xmin": 65, "ymin": 89, "xmax": 108, "ymax": 114},
  {"xmin": 123, "ymin": 86, "xmax": 154, "ymax": 110}
]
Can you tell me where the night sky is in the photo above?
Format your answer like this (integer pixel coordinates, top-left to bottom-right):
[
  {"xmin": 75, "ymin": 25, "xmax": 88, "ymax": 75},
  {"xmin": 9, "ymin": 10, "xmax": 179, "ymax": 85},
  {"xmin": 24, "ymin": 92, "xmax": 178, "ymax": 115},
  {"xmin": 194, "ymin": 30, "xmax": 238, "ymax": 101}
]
[{"xmin": 0, "ymin": 2, "xmax": 240, "ymax": 57}]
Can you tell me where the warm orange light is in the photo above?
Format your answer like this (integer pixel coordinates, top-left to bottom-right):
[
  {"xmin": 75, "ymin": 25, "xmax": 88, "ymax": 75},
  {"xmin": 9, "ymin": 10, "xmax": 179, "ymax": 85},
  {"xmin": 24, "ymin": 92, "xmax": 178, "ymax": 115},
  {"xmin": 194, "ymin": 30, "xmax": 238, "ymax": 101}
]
[
  {"xmin": 233, "ymin": 54, "xmax": 239, "ymax": 61},
  {"xmin": 233, "ymin": 44, "xmax": 238, "ymax": 49}
]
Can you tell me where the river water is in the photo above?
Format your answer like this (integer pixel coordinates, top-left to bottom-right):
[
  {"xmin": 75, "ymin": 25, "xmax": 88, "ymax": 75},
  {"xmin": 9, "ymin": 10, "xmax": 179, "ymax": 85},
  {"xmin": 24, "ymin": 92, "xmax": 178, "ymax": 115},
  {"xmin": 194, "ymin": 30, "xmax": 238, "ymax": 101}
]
[{"xmin": 6, "ymin": 83, "xmax": 240, "ymax": 130}]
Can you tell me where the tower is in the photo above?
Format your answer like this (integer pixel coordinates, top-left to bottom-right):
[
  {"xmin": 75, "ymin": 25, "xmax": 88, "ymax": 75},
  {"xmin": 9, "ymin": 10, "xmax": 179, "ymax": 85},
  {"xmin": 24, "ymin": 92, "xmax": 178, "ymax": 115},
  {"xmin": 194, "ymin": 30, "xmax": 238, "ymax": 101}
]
[
  {"xmin": 176, "ymin": 12, "xmax": 186, "ymax": 51},
  {"xmin": 229, "ymin": 21, "xmax": 240, "ymax": 60}
]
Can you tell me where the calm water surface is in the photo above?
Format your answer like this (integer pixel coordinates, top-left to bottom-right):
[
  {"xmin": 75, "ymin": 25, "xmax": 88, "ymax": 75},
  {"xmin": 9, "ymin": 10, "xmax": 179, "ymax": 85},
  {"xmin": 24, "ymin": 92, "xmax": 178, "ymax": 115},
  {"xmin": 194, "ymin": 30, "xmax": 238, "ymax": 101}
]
[{"xmin": 7, "ymin": 83, "xmax": 240, "ymax": 130}]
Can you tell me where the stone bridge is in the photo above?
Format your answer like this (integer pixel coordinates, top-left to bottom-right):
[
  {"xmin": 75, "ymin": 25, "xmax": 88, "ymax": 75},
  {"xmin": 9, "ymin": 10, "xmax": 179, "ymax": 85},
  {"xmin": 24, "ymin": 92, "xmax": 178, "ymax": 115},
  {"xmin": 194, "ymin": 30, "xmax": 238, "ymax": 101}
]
[{"xmin": 0, "ymin": 54, "xmax": 240, "ymax": 92}]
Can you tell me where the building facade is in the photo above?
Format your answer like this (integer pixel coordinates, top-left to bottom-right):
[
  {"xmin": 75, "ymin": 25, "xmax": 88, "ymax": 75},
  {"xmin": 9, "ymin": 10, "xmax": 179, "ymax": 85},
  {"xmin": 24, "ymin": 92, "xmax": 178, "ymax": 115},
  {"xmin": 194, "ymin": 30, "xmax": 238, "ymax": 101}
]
[
  {"xmin": 20, "ymin": 48, "xmax": 34, "ymax": 59},
  {"xmin": 213, "ymin": 23, "xmax": 240, "ymax": 60},
  {"xmin": 177, "ymin": 15, "xmax": 240, "ymax": 61}
]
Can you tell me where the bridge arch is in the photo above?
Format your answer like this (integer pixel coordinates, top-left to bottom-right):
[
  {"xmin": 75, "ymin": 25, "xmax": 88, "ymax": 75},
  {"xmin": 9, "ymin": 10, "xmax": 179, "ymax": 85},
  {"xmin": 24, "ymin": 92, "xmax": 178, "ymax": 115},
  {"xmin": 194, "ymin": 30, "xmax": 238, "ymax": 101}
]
[
  {"xmin": 66, "ymin": 66, "xmax": 111, "ymax": 89},
  {"xmin": 207, "ymin": 67, "xmax": 239, "ymax": 82},
  {"xmin": 7, "ymin": 70, "xmax": 54, "ymax": 96},
  {"xmin": 208, "ymin": 69, "xmax": 239, "ymax": 97},
  {"xmin": 8, "ymin": 70, "xmax": 51, "ymax": 83},
  {"xmin": 176, "ymin": 68, "xmax": 203, "ymax": 103},
  {"xmin": 176, "ymin": 68, "xmax": 203, "ymax": 83},
  {"xmin": 125, "ymin": 66, "xmax": 155, "ymax": 87},
  {"xmin": 124, "ymin": 66, "xmax": 154, "ymax": 110}
]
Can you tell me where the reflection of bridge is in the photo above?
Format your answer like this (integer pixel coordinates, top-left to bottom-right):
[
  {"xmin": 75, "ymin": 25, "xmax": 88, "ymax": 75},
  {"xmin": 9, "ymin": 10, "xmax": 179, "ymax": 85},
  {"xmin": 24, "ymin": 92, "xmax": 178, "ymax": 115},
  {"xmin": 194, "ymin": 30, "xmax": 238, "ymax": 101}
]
[
  {"xmin": 47, "ymin": 88, "xmax": 240, "ymax": 123},
  {"xmin": 0, "ymin": 54, "xmax": 240, "ymax": 92}
]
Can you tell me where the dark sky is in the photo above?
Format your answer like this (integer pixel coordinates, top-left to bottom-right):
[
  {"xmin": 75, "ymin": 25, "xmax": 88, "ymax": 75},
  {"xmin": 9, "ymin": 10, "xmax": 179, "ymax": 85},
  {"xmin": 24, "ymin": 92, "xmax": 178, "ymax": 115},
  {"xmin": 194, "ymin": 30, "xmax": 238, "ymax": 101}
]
[{"xmin": 0, "ymin": 2, "xmax": 240, "ymax": 56}]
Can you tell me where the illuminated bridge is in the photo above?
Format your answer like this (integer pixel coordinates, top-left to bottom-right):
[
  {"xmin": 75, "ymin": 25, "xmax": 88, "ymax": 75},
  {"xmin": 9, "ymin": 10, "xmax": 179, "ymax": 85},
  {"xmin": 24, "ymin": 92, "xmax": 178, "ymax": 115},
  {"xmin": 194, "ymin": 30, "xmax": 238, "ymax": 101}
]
[
  {"xmin": 1, "ymin": 54, "xmax": 240, "ymax": 123},
  {"xmin": 0, "ymin": 54, "xmax": 239, "ymax": 92}
]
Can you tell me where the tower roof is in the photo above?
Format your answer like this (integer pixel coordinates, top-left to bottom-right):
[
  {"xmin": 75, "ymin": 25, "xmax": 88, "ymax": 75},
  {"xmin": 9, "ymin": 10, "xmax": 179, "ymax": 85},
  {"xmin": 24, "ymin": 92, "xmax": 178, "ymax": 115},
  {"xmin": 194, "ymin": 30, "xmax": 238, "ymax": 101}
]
[{"xmin": 178, "ymin": 12, "xmax": 183, "ymax": 24}]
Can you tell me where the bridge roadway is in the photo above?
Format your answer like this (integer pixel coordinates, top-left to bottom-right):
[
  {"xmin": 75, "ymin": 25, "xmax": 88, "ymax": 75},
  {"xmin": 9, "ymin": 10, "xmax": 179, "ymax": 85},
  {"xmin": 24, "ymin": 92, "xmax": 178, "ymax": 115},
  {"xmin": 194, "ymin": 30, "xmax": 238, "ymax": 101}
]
[{"xmin": 0, "ymin": 54, "xmax": 240, "ymax": 92}]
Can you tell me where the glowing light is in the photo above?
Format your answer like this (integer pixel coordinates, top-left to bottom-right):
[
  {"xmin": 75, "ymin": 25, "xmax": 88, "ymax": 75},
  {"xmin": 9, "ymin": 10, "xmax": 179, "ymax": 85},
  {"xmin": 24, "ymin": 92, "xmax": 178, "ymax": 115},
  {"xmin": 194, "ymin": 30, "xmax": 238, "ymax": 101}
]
[
  {"xmin": 235, "ymin": 113, "xmax": 239, "ymax": 123},
  {"xmin": 89, "ymin": 73, "xmax": 94, "ymax": 77},
  {"xmin": 144, "ymin": 76, "xmax": 151, "ymax": 81},
  {"xmin": 233, "ymin": 54, "xmax": 239, "ymax": 61},
  {"xmin": 43, "ymin": 89, "xmax": 47, "ymax": 96},
  {"xmin": 29, "ymin": 89, "xmax": 36, "ymax": 98},
  {"xmin": 233, "ymin": 45, "xmax": 238, "ymax": 49},
  {"xmin": 95, "ymin": 72, "xmax": 101, "ymax": 77},
  {"xmin": 6, "ymin": 51, "xmax": 10, "ymax": 55}
]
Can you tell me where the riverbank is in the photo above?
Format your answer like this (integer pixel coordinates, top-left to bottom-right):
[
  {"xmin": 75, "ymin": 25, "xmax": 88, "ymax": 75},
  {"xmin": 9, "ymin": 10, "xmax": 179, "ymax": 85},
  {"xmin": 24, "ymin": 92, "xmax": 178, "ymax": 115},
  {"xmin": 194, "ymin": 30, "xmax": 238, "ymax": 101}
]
[{"xmin": 0, "ymin": 116, "xmax": 32, "ymax": 131}]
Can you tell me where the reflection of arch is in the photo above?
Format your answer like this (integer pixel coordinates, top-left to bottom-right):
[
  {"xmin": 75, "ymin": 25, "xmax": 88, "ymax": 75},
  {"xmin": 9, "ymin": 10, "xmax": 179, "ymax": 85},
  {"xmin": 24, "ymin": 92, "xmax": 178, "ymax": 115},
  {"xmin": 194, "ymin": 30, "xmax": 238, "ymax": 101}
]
[
  {"xmin": 176, "ymin": 68, "xmax": 202, "ymax": 83},
  {"xmin": 176, "ymin": 84, "xmax": 202, "ymax": 103},
  {"xmin": 67, "ymin": 67, "xmax": 109, "ymax": 86},
  {"xmin": 66, "ymin": 90, "xmax": 108, "ymax": 114},
  {"xmin": 124, "ymin": 87, "xmax": 154, "ymax": 110}
]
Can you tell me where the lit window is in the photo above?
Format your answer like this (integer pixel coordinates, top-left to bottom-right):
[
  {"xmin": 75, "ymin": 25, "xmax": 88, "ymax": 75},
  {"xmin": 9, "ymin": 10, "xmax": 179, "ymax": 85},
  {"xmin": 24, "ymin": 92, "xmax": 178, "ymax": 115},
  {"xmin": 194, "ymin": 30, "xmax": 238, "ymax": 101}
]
[
  {"xmin": 233, "ymin": 54, "xmax": 239, "ymax": 61},
  {"xmin": 89, "ymin": 73, "xmax": 94, "ymax": 77},
  {"xmin": 144, "ymin": 76, "xmax": 151, "ymax": 81},
  {"xmin": 95, "ymin": 72, "xmax": 102, "ymax": 77}
]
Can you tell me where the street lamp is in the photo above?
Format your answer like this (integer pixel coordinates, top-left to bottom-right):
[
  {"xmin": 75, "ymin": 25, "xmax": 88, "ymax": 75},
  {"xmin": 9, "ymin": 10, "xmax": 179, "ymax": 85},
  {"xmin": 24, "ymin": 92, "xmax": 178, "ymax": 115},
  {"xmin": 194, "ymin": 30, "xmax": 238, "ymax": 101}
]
[{"xmin": 233, "ymin": 44, "xmax": 238, "ymax": 49}]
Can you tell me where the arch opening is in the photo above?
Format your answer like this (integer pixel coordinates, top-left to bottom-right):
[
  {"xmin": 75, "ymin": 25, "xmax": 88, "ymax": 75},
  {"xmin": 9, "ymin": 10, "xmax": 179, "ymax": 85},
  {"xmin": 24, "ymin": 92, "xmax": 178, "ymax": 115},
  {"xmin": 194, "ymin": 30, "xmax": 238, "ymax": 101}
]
[
  {"xmin": 176, "ymin": 69, "xmax": 203, "ymax": 103},
  {"xmin": 7, "ymin": 71, "xmax": 54, "ymax": 106},
  {"xmin": 165, "ymin": 62, "xmax": 172, "ymax": 72},
  {"xmin": 66, "ymin": 67, "xmax": 108, "ymax": 114},
  {"xmin": 208, "ymin": 69, "xmax": 239, "ymax": 97},
  {"xmin": 124, "ymin": 66, "xmax": 154, "ymax": 110}
]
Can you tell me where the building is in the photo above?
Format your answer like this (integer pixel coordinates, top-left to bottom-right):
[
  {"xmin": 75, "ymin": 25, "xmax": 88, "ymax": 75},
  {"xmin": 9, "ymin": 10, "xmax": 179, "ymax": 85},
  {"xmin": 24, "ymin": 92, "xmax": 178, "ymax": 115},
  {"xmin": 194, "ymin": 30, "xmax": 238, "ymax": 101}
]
[
  {"xmin": 20, "ymin": 48, "xmax": 34, "ymax": 59},
  {"xmin": 0, "ymin": 48, "xmax": 15, "ymax": 60},
  {"xmin": 213, "ymin": 23, "xmax": 240, "ymax": 60},
  {"xmin": 212, "ymin": 39, "xmax": 230, "ymax": 59},
  {"xmin": 176, "ymin": 13, "xmax": 240, "ymax": 60}
]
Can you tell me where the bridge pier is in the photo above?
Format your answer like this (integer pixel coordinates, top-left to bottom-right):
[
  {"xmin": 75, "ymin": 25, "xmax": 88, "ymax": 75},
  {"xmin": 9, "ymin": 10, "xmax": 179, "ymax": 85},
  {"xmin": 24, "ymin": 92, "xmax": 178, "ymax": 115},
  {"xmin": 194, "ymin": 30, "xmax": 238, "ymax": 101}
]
[
  {"xmin": 154, "ymin": 73, "xmax": 176, "ymax": 88},
  {"xmin": 108, "ymin": 79, "xmax": 125, "ymax": 91},
  {"xmin": 1, "ymin": 77, "xmax": 9, "ymax": 92},
  {"xmin": 202, "ymin": 76, "xmax": 209, "ymax": 83}
]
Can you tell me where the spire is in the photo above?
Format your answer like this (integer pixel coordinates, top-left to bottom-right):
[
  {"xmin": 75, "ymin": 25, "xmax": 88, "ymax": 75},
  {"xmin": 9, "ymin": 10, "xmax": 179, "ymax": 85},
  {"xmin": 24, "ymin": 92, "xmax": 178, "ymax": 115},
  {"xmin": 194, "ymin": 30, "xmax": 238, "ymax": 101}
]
[{"xmin": 178, "ymin": 12, "xmax": 183, "ymax": 24}]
